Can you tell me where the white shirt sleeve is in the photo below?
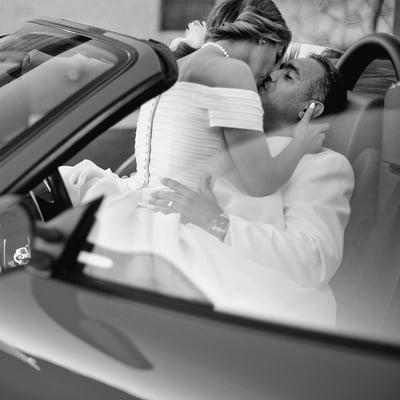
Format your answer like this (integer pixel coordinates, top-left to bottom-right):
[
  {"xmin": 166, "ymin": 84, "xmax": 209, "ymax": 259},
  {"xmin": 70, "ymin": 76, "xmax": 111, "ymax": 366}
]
[{"xmin": 224, "ymin": 150, "xmax": 355, "ymax": 288}]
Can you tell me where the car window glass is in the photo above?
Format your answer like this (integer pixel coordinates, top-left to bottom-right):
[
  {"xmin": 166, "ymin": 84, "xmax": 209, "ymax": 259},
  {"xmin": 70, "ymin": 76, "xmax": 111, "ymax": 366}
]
[{"xmin": 0, "ymin": 28, "xmax": 119, "ymax": 155}]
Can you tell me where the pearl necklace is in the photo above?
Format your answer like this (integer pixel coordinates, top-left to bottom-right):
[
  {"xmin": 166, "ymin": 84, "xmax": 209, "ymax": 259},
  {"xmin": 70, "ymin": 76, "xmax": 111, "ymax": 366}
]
[{"xmin": 201, "ymin": 42, "xmax": 230, "ymax": 58}]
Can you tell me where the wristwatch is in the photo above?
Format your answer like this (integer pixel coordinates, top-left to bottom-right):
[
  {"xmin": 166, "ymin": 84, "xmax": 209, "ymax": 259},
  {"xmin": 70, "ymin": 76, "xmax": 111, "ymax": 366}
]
[{"xmin": 209, "ymin": 212, "xmax": 230, "ymax": 241}]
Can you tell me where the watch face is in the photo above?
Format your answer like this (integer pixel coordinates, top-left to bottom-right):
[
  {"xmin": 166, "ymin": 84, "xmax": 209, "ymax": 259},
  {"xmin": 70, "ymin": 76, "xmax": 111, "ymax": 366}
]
[{"xmin": 210, "ymin": 213, "xmax": 230, "ymax": 240}]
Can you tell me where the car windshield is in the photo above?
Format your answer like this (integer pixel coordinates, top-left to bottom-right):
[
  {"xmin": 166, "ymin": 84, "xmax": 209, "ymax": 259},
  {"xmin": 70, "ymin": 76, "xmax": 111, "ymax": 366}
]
[
  {"xmin": 0, "ymin": 25, "xmax": 118, "ymax": 156},
  {"xmin": 1, "ymin": 1, "xmax": 400, "ymax": 351}
]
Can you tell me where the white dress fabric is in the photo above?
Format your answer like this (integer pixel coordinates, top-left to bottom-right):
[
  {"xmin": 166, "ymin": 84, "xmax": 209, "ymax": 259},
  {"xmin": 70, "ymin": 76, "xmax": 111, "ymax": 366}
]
[
  {"xmin": 59, "ymin": 83, "xmax": 349, "ymax": 329},
  {"xmin": 61, "ymin": 82, "xmax": 266, "ymax": 205}
]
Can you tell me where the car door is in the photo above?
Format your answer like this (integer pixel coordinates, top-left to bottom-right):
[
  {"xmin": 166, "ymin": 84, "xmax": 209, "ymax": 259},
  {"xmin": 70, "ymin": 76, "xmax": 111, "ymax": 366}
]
[{"xmin": 0, "ymin": 258, "xmax": 400, "ymax": 400}]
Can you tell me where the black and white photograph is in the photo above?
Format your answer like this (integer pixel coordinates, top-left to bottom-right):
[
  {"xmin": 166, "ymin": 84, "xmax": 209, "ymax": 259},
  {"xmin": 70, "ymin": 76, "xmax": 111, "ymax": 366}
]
[{"xmin": 0, "ymin": 0, "xmax": 399, "ymax": 398}]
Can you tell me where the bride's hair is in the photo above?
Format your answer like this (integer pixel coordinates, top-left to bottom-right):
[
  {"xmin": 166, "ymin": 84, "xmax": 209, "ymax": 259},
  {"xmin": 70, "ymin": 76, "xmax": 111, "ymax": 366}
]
[
  {"xmin": 206, "ymin": 0, "xmax": 291, "ymax": 59},
  {"xmin": 206, "ymin": 0, "xmax": 243, "ymax": 29}
]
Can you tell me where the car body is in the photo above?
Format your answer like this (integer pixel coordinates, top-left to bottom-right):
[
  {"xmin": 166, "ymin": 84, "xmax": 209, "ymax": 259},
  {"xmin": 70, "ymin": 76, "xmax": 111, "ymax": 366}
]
[{"xmin": 0, "ymin": 18, "xmax": 399, "ymax": 399}]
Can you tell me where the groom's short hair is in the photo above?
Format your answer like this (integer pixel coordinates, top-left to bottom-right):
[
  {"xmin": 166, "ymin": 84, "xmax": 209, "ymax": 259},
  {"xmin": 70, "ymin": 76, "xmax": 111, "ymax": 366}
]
[{"xmin": 306, "ymin": 54, "xmax": 347, "ymax": 116}]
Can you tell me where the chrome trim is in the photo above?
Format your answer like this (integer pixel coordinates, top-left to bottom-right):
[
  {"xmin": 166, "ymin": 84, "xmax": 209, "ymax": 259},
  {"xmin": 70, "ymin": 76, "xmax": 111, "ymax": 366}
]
[{"xmin": 29, "ymin": 190, "xmax": 45, "ymax": 222}]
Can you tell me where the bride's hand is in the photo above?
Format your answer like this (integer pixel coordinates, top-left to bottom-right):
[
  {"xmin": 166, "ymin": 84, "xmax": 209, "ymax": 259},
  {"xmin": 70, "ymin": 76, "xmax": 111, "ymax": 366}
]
[
  {"xmin": 149, "ymin": 177, "xmax": 222, "ymax": 231},
  {"xmin": 293, "ymin": 103, "xmax": 330, "ymax": 154}
]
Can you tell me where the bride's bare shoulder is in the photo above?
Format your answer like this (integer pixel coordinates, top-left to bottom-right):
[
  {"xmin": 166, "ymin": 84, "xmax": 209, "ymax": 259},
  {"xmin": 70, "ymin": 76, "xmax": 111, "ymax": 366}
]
[{"xmin": 178, "ymin": 55, "xmax": 257, "ymax": 92}]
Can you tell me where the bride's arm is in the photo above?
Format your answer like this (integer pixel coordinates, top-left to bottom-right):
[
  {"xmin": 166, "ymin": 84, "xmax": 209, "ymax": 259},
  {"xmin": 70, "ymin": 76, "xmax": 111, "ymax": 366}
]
[{"xmin": 224, "ymin": 103, "xmax": 327, "ymax": 197}]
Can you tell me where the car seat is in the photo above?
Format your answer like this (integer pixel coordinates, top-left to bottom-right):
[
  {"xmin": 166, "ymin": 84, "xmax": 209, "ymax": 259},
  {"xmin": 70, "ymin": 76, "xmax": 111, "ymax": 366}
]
[
  {"xmin": 334, "ymin": 83, "xmax": 400, "ymax": 337},
  {"xmin": 327, "ymin": 92, "xmax": 384, "ymax": 328},
  {"xmin": 330, "ymin": 33, "xmax": 400, "ymax": 332}
]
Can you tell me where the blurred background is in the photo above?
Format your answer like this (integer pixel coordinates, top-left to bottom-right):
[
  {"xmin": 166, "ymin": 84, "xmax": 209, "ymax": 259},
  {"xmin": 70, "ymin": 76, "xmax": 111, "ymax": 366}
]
[{"xmin": 0, "ymin": 0, "xmax": 399, "ymax": 51}]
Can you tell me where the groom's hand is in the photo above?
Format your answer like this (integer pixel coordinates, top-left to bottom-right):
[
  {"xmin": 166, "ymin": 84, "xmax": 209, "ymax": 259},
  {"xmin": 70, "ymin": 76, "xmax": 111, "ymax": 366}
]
[
  {"xmin": 294, "ymin": 102, "xmax": 330, "ymax": 155},
  {"xmin": 149, "ymin": 177, "xmax": 222, "ymax": 231}
]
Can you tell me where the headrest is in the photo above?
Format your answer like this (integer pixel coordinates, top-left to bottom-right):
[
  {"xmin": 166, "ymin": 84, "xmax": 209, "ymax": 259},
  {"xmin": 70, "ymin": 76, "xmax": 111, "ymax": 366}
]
[
  {"xmin": 383, "ymin": 84, "xmax": 400, "ymax": 168},
  {"xmin": 324, "ymin": 91, "xmax": 383, "ymax": 162}
]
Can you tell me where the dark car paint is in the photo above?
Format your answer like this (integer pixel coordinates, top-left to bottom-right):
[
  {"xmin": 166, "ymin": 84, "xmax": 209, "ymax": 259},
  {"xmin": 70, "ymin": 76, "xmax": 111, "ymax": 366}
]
[
  {"xmin": 0, "ymin": 18, "xmax": 400, "ymax": 399},
  {"xmin": 0, "ymin": 349, "xmax": 141, "ymax": 400}
]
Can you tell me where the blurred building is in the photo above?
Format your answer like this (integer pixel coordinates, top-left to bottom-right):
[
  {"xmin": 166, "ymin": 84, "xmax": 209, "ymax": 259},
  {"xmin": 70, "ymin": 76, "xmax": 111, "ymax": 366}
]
[
  {"xmin": 0, "ymin": 0, "xmax": 217, "ymax": 47},
  {"xmin": 278, "ymin": 0, "xmax": 396, "ymax": 50},
  {"xmin": 0, "ymin": 0, "xmax": 399, "ymax": 50}
]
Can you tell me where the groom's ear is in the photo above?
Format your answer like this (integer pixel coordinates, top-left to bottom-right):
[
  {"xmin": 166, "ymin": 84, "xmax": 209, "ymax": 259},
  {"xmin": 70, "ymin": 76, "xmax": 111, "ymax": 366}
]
[{"xmin": 298, "ymin": 100, "xmax": 324, "ymax": 120}]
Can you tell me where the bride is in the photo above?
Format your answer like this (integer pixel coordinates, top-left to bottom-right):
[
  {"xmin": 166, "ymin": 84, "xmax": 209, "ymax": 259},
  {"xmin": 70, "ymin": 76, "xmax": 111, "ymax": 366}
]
[{"xmin": 60, "ymin": 1, "xmax": 334, "ymax": 327}]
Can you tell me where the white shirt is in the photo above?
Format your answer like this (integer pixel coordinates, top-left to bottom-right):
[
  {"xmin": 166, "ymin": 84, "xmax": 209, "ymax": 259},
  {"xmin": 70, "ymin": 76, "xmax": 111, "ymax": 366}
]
[{"xmin": 215, "ymin": 136, "xmax": 355, "ymax": 289}]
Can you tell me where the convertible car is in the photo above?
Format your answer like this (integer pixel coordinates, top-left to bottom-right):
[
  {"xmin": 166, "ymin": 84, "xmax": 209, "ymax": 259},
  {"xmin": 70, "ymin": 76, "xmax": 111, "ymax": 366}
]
[{"xmin": 0, "ymin": 18, "xmax": 399, "ymax": 399}]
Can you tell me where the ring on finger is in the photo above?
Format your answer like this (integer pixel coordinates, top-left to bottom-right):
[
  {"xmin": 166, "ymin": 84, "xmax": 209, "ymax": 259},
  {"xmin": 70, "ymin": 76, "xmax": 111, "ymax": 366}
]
[{"xmin": 167, "ymin": 200, "xmax": 174, "ymax": 208}]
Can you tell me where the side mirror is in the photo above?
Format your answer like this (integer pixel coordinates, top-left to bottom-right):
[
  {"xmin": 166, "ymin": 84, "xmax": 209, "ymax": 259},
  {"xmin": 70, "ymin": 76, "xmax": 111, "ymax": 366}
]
[
  {"xmin": 0, "ymin": 195, "xmax": 34, "ymax": 273},
  {"xmin": 0, "ymin": 194, "xmax": 102, "ymax": 277}
]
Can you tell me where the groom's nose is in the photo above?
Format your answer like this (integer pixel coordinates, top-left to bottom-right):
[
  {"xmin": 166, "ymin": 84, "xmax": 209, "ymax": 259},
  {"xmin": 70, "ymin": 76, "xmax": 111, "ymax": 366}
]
[{"xmin": 269, "ymin": 68, "xmax": 282, "ymax": 82}]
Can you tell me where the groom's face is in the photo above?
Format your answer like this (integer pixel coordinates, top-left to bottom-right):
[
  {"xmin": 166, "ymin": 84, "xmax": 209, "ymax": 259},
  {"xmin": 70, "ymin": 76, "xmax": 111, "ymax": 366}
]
[{"xmin": 259, "ymin": 58, "xmax": 325, "ymax": 129}]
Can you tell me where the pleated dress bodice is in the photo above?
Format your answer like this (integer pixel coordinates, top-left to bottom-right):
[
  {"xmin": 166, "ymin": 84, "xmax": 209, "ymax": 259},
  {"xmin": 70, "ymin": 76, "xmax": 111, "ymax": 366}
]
[{"xmin": 133, "ymin": 82, "xmax": 264, "ymax": 192}]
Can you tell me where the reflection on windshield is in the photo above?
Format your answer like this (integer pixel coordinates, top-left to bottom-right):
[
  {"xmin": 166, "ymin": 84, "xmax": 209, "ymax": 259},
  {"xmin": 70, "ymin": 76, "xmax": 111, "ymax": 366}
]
[{"xmin": 0, "ymin": 29, "xmax": 117, "ymax": 155}]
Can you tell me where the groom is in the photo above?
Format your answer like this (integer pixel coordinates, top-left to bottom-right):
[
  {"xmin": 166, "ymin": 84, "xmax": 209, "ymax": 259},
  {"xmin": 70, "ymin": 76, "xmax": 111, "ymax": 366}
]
[{"xmin": 149, "ymin": 54, "xmax": 354, "ymax": 289}]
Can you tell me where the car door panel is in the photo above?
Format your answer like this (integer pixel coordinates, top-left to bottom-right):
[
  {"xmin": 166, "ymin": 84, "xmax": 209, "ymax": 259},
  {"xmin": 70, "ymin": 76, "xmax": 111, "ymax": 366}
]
[{"xmin": 0, "ymin": 270, "xmax": 399, "ymax": 400}]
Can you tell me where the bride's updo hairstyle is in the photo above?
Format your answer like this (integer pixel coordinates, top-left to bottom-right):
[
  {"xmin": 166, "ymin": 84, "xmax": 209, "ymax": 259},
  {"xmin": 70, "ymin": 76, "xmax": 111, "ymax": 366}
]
[{"xmin": 206, "ymin": 0, "xmax": 291, "ymax": 60}]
